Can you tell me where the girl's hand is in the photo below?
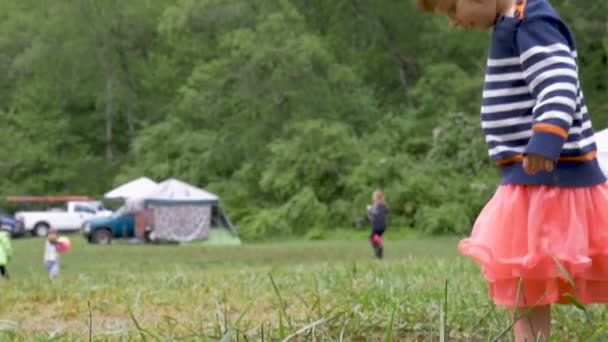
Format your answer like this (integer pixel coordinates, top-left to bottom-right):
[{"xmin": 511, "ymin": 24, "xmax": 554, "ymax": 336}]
[{"xmin": 523, "ymin": 154, "xmax": 555, "ymax": 175}]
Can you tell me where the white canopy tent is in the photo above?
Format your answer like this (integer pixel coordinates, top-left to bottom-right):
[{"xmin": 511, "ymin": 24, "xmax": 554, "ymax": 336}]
[
  {"xmin": 137, "ymin": 178, "xmax": 234, "ymax": 242},
  {"xmin": 595, "ymin": 129, "xmax": 608, "ymax": 177},
  {"xmin": 144, "ymin": 178, "xmax": 219, "ymax": 203},
  {"xmin": 104, "ymin": 177, "xmax": 159, "ymax": 200}
]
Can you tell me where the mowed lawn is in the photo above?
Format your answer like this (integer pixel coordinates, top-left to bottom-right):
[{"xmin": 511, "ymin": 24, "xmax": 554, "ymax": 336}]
[{"xmin": 0, "ymin": 235, "xmax": 604, "ymax": 341}]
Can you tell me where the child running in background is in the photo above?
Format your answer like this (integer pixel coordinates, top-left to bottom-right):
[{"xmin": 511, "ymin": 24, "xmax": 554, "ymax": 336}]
[
  {"xmin": 0, "ymin": 226, "xmax": 13, "ymax": 280},
  {"xmin": 367, "ymin": 190, "xmax": 388, "ymax": 259},
  {"xmin": 418, "ymin": 0, "xmax": 608, "ymax": 340},
  {"xmin": 44, "ymin": 229, "xmax": 60, "ymax": 279}
]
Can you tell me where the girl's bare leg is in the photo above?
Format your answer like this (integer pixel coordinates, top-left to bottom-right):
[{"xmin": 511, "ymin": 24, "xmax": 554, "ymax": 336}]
[{"xmin": 511, "ymin": 305, "xmax": 551, "ymax": 342}]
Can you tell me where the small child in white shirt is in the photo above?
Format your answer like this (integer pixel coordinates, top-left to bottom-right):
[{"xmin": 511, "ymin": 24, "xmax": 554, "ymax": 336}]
[{"xmin": 44, "ymin": 229, "xmax": 60, "ymax": 279}]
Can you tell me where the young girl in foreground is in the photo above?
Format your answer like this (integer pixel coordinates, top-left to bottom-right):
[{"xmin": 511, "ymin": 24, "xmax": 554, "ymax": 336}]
[{"xmin": 418, "ymin": 0, "xmax": 608, "ymax": 340}]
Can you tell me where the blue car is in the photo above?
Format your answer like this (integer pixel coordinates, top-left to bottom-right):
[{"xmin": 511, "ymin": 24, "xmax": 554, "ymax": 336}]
[
  {"xmin": 0, "ymin": 209, "xmax": 24, "ymax": 237},
  {"xmin": 82, "ymin": 207, "xmax": 136, "ymax": 244}
]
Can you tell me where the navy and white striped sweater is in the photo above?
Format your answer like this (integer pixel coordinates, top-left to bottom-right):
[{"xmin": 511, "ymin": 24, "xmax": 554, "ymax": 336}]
[{"xmin": 482, "ymin": 0, "xmax": 605, "ymax": 187}]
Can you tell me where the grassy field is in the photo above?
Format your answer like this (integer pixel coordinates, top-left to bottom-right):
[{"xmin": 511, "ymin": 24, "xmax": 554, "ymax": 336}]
[{"xmin": 0, "ymin": 234, "xmax": 606, "ymax": 341}]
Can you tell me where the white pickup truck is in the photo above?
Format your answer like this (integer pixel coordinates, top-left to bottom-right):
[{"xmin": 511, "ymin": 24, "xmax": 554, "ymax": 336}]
[{"xmin": 15, "ymin": 201, "xmax": 112, "ymax": 237}]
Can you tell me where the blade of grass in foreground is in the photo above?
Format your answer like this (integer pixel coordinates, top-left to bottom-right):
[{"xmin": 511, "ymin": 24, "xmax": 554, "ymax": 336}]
[
  {"xmin": 260, "ymin": 324, "xmax": 264, "ymax": 342},
  {"xmin": 281, "ymin": 313, "xmax": 342, "ymax": 342},
  {"xmin": 549, "ymin": 254, "xmax": 576, "ymax": 289},
  {"xmin": 128, "ymin": 308, "xmax": 161, "ymax": 341},
  {"xmin": 87, "ymin": 300, "xmax": 93, "ymax": 342},
  {"xmin": 385, "ymin": 302, "xmax": 397, "ymax": 342},
  {"xmin": 440, "ymin": 279, "xmax": 448, "ymax": 342},
  {"xmin": 215, "ymin": 309, "xmax": 223, "ymax": 337},
  {"xmin": 234, "ymin": 302, "xmax": 253, "ymax": 330},
  {"xmin": 269, "ymin": 273, "xmax": 294, "ymax": 331},
  {"xmin": 220, "ymin": 303, "xmax": 252, "ymax": 342},
  {"xmin": 278, "ymin": 310, "xmax": 286, "ymax": 340},
  {"xmin": 219, "ymin": 331, "xmax": 235, "ymax": 342},
  {"xmin": 492, "ymin": 280, "xmax": 555, "ymax": 342},
  {"xmin": 550, "ymin": 254, "xmax": 595, "ymax": 325},
  {"xmin": 511, "ymin": 278, "xmax": 523, "ymax": 341},
  {"xmin": 563, "ymin": 293, "xmax": 586, "ymax": 311}
]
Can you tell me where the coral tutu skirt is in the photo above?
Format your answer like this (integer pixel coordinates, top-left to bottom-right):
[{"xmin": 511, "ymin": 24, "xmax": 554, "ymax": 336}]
[{"xmin": 459, "ymin": 183, "xmax": 608, "ymax": 307}]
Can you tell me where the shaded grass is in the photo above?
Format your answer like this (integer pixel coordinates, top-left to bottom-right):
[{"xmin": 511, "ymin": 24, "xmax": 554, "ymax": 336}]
[{"xmin": 0, "ymin": 236, "xmax": 606, "ymax": 340}]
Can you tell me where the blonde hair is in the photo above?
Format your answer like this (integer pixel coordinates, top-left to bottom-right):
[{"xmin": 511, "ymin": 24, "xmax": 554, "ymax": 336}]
[
  {"xmin": 417, "ymin": 0, "xmax": 508, "ymax": 18},
  {"xmin": 416, "ymin": 0, "xmax": 456, "ymax": 13},
  {"xmin": 373, "ymin": 190, "xmax": 385, "ymax": 203}
]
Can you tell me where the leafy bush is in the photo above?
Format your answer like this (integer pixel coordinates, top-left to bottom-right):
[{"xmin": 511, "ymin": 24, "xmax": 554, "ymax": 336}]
[
  {"xmin": 239, "ymin": 187, "xmax": 328, "ymax": 240},
  {"xmin": 238, "ymin": 208, "xmax": 285, "ymax": 242},
  {"xmin": 277, "ymin": 186, "xmax": 329, "ymax": 236},
  {"xmin": 414, "ymin": 203, "xmax": 472, "ymax": 235},
  {"xmin": 305, "ymin": 227, "xmax": 326, "ymax": 240}
]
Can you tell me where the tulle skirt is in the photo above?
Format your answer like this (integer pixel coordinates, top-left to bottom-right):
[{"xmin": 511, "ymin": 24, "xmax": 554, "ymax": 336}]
[{"xmin": 459, "ymin": 183, "xmax": 608, "ymax": 307}]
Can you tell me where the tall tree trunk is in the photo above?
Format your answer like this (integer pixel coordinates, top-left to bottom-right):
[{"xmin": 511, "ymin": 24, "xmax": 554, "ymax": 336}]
[
  {"xmin": 349, "ymin": 0, "xmax": 413, "ymax": 106},
  {"xmin": 115, "ymin": 43, "xmax": 137, "ymax": 143},
  {"xmin": 604, "ymin": 39, "xmax": 608, "ymax": 90},
  {"xmin": 126, "ymin": 100, "xmax": 135, "ymax": 142},
  {"xmin": 105, "ymin": 75, "xmax": 114, "ymax": 161}
]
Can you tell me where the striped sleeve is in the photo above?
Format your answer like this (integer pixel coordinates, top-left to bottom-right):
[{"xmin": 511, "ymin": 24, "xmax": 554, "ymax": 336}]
[{"xmin": 516, "ymin": 19, "xmax": 578, "ymax": 162}]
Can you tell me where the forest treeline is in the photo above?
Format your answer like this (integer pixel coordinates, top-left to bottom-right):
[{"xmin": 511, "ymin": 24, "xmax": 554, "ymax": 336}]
[{"xmin": 0, "ymin": 0, "xmax": 606, "ymax": 239}]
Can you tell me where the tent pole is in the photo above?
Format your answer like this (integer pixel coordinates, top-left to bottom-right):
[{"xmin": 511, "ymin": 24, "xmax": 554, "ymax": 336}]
[{"xmin": 219, "ymin": 205, "xmax": 237, "ymax": 234}]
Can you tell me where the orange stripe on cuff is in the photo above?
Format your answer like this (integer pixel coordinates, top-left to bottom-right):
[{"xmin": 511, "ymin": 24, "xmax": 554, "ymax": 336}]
[
  {"xmin": 496, "ymin": 154, "xmax": 524, "ymax": 166},
  {"xmin": 532, "ymin": 124, "xmax": 569, "ymax": 139},
  {"xmin": 559, "ymin": 151, "xmax": 597, "ymax": 162},
  {"xmin": 495, "ymin": 151, "xmax": 597, "ymax": 165}
]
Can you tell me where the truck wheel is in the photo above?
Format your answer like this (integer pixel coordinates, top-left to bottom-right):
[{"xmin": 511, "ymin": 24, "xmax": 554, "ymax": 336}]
[
  {"xmin": 34, "ymin": 223, "xmax": 50, "ymax": 237},
  {"xmin": 91, "ymin": 229, "xmax": 112, "ymax": 245}
]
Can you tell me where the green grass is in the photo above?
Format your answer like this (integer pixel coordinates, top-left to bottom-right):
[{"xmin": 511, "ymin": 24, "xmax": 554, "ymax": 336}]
[{"xmin": 0, "ymin": 235, "xmax": 606, "ymax": 340}]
